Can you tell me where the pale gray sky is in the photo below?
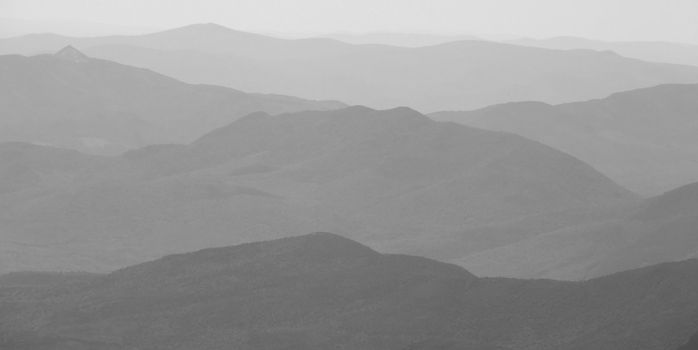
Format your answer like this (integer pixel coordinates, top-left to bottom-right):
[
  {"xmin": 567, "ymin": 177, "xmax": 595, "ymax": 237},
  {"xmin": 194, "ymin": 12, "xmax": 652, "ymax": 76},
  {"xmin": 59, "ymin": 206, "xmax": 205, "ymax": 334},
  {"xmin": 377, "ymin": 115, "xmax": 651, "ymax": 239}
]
[{"xmin": 2, "ymin": 0, "xmax": 698, "ymax": 43}]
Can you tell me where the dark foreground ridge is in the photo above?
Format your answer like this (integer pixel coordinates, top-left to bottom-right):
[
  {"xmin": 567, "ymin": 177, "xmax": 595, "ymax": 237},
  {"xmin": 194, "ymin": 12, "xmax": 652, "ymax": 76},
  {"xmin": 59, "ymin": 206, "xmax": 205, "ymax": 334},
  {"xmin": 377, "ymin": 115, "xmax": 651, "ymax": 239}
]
[{"xmin": 1, "ymin": 232, "xmax": 697, "ymax": 350}]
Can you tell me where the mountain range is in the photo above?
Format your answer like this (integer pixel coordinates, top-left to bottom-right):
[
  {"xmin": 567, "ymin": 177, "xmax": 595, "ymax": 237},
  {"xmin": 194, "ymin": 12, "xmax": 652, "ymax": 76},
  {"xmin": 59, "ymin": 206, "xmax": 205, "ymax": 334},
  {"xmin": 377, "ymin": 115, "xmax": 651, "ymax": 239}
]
[
  {"xmin": 0, "ymin": 46, "xmax": 342, "ymax": 154},
  {"xmin": 511, "ymin": 36, "xmax": 698, "ymax": 67},
  {"xmin": 2, "ymin": 37, "xmax": 697, "ymax": 281},
  {"xmin": 1, "ymin": 232, "xmax": 697, "ymax": 350},
  {"xmin": 0, "ymin": 105, "xmax": 635, "ymax": 275},
  {"xmin": 3, "ymin": 23, "xmax": 698, "ymax": 111},
  {"xmin": 432, "ymin": 83, "xmax": 698, "ymax": 196},
  {"xmin": 3, "ymin": 18, "xmax": 698, "ymax": 350}
]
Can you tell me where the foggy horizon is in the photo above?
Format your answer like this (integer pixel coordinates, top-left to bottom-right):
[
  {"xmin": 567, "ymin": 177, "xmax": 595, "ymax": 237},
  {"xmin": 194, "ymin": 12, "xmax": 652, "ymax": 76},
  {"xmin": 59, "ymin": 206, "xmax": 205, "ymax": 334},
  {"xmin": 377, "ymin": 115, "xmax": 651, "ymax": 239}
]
[{"xmin": 2, "ymin": 0, "xmax": 698, "ymax": 43}]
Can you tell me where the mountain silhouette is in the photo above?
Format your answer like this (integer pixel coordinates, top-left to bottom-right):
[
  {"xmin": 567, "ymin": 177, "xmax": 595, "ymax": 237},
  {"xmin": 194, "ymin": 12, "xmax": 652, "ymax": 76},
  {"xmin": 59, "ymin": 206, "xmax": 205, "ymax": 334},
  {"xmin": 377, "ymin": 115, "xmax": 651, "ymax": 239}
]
[
  {"xmin": 511, "ymin": 36, "xmax": 698, "ymax": 67},
  {"xmin": 54, "ymin": 45, "xmax": 89, "ymax": 62},
  {"xmin": 432, "ymin": 83, "xmax": 698, "ymax": 195}
]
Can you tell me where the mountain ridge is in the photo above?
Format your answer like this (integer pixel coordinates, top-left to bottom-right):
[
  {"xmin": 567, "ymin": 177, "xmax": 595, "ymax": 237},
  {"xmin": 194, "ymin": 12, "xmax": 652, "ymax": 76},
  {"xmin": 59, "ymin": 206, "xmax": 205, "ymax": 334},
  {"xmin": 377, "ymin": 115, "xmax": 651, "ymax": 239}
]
[
  {"xmin": 0, "ymin": 106, "xmax": 635, "ymax": 275},
  {"xmin": 0, "ymin": 49, "xmax": 344, "ymax": 154},
  {"xmin": 511, "ymin": 36, "xmax": 698, "ymax": 66},
  {"xmin": 431, "ymin": 83, "xmax": 698, "ymax": 195},
  {"xmin": 3, "ymin": 23, "xmax": 698, "ymax": 111},
  {"xmin": 1, "ymin": 232, "xmax": 698, "ymax": 350}
]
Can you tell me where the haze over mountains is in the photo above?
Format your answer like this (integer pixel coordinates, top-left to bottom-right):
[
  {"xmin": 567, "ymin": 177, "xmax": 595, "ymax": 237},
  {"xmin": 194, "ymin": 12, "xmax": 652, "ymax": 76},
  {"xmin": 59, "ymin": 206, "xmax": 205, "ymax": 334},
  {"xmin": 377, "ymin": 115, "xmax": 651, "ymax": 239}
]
[
  {"xmin": 512, "ymin": 36, "xmax": 698, "ymax": 67},
  {"xmin": 323, "ymin": 32, "xmax": 481, "ymax": 47},
  {"xmin": 2, "ymin": 52, "xmax": 696, "ymax": 281},
  {"xmin": 0, "ymin": 22, "xmax": 696, "ymax": 284},
  {"xmin": 3, "ymin": 23, "xmax": 698, "ymax": 111},
  {"xmin": 432, "ymin": 83, "xmax": 698, "ymax": 196},
  {"xmin": 0, "ymin": 106, "xmax": 635, "ymax": 274},
  {"xmin": 1, "ymin": 233, "xmax": 698, "ymax": 350},
  {"xmin": 2, "ymin": 9, "xmax": 698, "ymax": 349},
  {"xmin": 0, "ymin": 46, "xmax": 342, "ymax": 154},
  {"xmin": 0, "ymin": 17, "xmax": 157, "ymax": 38}
]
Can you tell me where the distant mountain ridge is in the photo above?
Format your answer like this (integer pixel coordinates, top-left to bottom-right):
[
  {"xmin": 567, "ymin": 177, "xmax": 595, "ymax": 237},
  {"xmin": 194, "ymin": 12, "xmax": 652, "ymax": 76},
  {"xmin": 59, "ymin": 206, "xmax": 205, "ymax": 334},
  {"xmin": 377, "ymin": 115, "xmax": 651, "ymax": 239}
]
[
  {"xmin": 0, "ymin": 47, "xmax": 343, "ymax": 154},
  {"xmin": 1, "ymin": 232, "xmax": 697, "ymax": 350},
  {"xmin": 511, "ymin": 36, "xmax": 698, "ymax": 67},
  {"xmin": 323, "ymin": 32, "xmax": 481, "ymax": 47},
  {"xmin": 432, "ymin": 83, "xmax": 698, "ymax": 195},
  {"xmin": 3, "ymin": 23, "xmax": 698, "ymax": 111}
]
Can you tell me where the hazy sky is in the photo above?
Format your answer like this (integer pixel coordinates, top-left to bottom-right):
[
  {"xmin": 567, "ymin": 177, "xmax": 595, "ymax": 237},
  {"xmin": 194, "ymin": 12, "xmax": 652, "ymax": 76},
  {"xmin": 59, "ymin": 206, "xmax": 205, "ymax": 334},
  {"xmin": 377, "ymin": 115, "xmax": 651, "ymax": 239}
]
[{"xmin": 2, "ymin": 0, "xmax": 698, "ymax": 43}]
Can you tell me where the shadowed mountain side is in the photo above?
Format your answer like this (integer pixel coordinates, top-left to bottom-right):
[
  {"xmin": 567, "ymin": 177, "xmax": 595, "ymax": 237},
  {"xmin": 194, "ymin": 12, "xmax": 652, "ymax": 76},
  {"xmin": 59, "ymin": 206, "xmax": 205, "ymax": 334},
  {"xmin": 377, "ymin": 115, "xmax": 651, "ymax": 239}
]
[
  {"xmin": 1, "ymin": 233, "xmax": 698, "ymax": 350},
  {"xmin": 432, "ymin": 84, "xmax": 698, "ymax": 195},
  {"xmin": 0, "ymin": 48, "xmax": 343, "ymax": 154},
  {"xmin": 460, "ymin": 181, "xmax": 698, "ymax": 280},
  {"xmin": 678, "ymin": 331, "xmax": 698, "ymax": 350},
  {"xmin": 3, "ymin": 23, "xmax": 698, "ymax": 111},
  {"xmin": 592, "ymin": 182, "xmax": 698, "ymax": 275},
  {"xmin": 0, "ymin": 142, "xmax": 107, "ymax": 195},
  {"xmin": 0, "ymin": 106, "xmax": 635, "ymax": 274}
]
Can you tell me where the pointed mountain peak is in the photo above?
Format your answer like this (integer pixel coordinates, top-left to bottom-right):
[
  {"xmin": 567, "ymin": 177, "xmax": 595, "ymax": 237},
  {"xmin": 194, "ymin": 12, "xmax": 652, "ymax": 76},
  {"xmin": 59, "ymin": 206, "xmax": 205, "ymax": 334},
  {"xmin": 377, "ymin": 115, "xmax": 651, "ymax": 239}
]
[{"xmin": 55, "ymin": 45, "xmax": 89, "ymax": 63}]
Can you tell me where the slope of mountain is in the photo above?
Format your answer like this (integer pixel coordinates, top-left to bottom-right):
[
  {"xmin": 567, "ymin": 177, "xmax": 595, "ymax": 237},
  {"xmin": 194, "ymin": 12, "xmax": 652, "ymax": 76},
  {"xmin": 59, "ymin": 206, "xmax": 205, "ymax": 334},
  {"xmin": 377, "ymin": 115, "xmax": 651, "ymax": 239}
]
[
  {"xmin": 432, "ymin": 83, "xmax": 698, "ymax": 195},
  {"xmin": 460, "ymin": 181, "xmax": 698, "ymax": 280},
  {"xmin": 678, "ymin": 331, "xmax": 698, "ymax": 350},
  {"xmin": 0, "ymin": 142, "xmax": 106, "ymax": 195},
  {"xmin": 0, "ymin": 47, "xmax": 343, "ymax": 154},
  {"xmin": 592, "ymin": 182, "xmax": 698, "ymax": 275},
  {"xmin": 3, "ymin": 23, "xmax": 698, "ymax": 111},
  {"xmin": 1, "ymin": 233, "xmax": 697, "ymax": 350},
  {"xmin": 512, "ymin": 36, "xmax": 698, "ymax": 67},
  {"xmin": 0, "ymin": 106, "xmax": 636, "ymax": 274}
]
